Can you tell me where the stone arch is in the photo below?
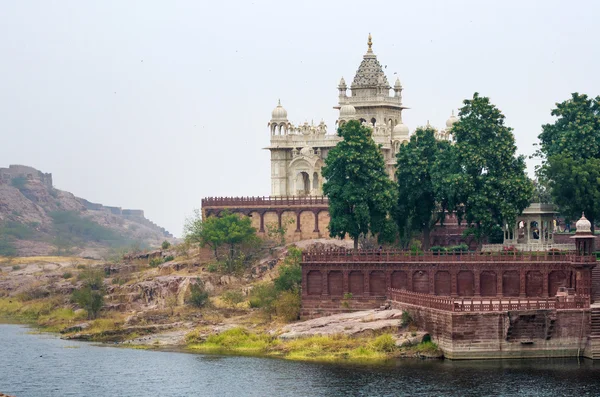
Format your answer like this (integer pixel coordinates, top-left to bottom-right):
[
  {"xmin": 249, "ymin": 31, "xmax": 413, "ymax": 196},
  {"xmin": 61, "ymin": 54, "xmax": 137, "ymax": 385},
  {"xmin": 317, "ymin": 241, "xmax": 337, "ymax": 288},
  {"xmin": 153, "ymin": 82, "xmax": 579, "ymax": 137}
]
[
  {"xmin": 307, "ymin": 271, "xmax": 322, "ymax": 296},
  {"xmin": 295, "ymin": 172, "xmax": 310, "ymax": 196},
  {"xmin": 349, "ymin": 271, "xmax": 364, "ymax": 296},
  {"xmin": 371, "ymin": 117, "xmax": 376, "ymax": 126},
  {"xmin": 312, "ymin": 172, "xmax": 319, "ymax": 191},
  {"xmin": 503, "ymin": 271, "xmax": 520, "ymax": 297},
  {"xmin": 526, "ymin": 271, "xmax": 543, "ymax": 297},
  {"xmin": 262, "ymin": 211, "xmax": 278, "ymax": 232},
  {"xmin": 328, "ymin": 271, "xmax": 343, "ymax": 296},
  {"xmin": 435, "ymin": 271, "xmax": 451, "ymax": 296},
  {"xmin": 480, "ymin": 271, "xmax": 497, "ymax": 297},
  {"xmin": 281, "ymin": 211, "xmax": 297, "ymax": 240},
  {"xmin": 548, "ymin": 270, "xmax": 568, "ymax": 297},
  {"xmin": 391, "ymin": 271, "xmax": 407, "ymax": 290},
  {"xmin": 299, "ymin": 210, "xmax": 315, "ymax": 237},
  {"xmin": 248, "ymin": 211, "xmax": 261, "ymax": 232},
  {"xmin": 317, "ymin": 210, "xmax": 330, "ymax": 237},
  {"xmin": 413, "ymin": 270, "xmax": 429, "ymax": 294},
  {"xmin": 457, "ymin": 271, "xmax": 474, "ymax": 296},
  {"xmin": 369, "ymin": 271, "xmax": 386, "ymax": 296}
]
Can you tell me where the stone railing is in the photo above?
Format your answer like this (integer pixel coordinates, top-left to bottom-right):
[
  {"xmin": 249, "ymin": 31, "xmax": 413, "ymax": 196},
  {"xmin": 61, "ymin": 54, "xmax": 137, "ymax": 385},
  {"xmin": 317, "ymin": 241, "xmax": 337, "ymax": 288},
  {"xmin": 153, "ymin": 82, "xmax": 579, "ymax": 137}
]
[
  {"xmin": 202, "ymin": 196, "xmax": 328, "ymax": 207},
  {"xmin": 389, "ymin": 289, "xmax": 590, "ymax": 312},
  {"xmin": 302, "ymin": 249, "xmax": 596, "ymax": 263},
  {"xmin": 482, "ymin": 243, "xmax": 576, "ymax": 252}
]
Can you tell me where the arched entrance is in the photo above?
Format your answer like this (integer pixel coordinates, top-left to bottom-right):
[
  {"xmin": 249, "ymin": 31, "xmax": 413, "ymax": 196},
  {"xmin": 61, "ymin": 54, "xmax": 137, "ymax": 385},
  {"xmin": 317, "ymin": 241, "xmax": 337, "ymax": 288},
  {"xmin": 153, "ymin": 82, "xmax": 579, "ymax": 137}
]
[{"xmin": 296, "ymin": 172, "xmax": 310, "ymax": 196}]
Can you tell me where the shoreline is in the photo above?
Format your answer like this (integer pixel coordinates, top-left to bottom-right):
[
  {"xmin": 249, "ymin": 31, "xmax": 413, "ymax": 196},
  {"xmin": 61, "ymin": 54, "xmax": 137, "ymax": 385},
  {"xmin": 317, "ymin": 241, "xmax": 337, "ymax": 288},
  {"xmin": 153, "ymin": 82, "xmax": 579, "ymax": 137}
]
[{"xmin": 0, "ymin": 317, "xmax": 443, "ymax": 366}]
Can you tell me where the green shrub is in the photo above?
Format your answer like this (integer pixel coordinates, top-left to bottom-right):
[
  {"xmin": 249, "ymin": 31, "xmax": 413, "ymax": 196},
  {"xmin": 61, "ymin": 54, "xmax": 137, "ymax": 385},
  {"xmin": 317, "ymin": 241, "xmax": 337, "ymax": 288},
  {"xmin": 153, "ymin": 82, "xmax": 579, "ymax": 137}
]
[
  {"xmin": 11, "ymin": 176, "xmax": 27, "ymax": 190},
  {"xmin": 163, "ymin": 255, "xmax": 174, "ymax": 262},
  {"xmin": 149, "ymin": 258, "xmax": 164, "ymax": 268},
  {"xmin": 62, "ymin": 272, "xmax": 73, "ymax": 279},
  {"xmin": 274, "ymin": 247, "xmax": 302, "ymax": 292},
  {"xmin": 248, "ymin": 298, "xmax": 261, "ymax": 308},
  {"xmin": 249, "ymin": 282, "xmax": 278, "ymax": 318},
  {"xmin": 187, "ymin": 279, "xmax": 209, "ymax": 308},
  {"xmin": 12, "ymin": 265, "xmax": 21, "ymax": 271},
  {"xmin": 77, "ymin": 267, "xmax": 105, "ymax": 289},
  {"xmin": 161, "ymin": 240, "xmax": 171, "ymax": 250},
  {"xmin": 371, "ymin": 334, "xmax": 396, "ymax": 353},
  {"xmin": 274, "ymin": 290, "xmax": 301, "ymax": 322},
  {"xmin": 206, "ymin": 263, "xmax": 219, "ymax": 273},
  {"xmin": 401, "ymin": 310, "xmax": 413, "ymax": 327},
  {"xmin": 18, "ymin": 286, "xmax": 50, "ymax": 301},
  {"xmin": 221, "ymin": 290, "xmax": 245, "ymax": 308},
  {"xmin": 430, "ymin": 246, "xmax": 446, "ymax": 253}
]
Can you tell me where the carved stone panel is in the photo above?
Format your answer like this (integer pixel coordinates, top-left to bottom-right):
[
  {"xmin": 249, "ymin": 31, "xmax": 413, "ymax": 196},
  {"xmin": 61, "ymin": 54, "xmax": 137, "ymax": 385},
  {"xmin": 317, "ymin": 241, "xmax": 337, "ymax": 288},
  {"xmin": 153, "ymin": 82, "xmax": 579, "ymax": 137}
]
[
  {"xmin": 328, "ymin": 271, "xmax": 343, "ymax": 296},
  {"xmin": 369, "ymin": 271, "xmax": 386, "ymax": 296},
  {"xmin": 307, "ymin": 270, "xmax": 322, "ymax": 296},
  {"xmin": 526, "ymin": 271, "xmax": 544, "ymax": 297},
  {"xmin": 349, "ymin": 271, "xmax": 364, "ymax": 296},
  {"xmin": 391, "ymin": 270, "xmax": 408, "ymax": 290},
  {"xmin": 435, "ymin": 271, "xmax": 451, "ymax": 296},
  {"xmin": 503, "ymin": 271, "xmax": 520, "ymax": 297},
  {"xmin": 480, "ymin": 271, "xmax": 497, "ymax": 297},
  {"xmin": 457, "ymin": 271, "xmax": 475, "ymax": 297},
  {"xmin": 413, "ymin": 270, "xmax": 429, "ymax": 294}
]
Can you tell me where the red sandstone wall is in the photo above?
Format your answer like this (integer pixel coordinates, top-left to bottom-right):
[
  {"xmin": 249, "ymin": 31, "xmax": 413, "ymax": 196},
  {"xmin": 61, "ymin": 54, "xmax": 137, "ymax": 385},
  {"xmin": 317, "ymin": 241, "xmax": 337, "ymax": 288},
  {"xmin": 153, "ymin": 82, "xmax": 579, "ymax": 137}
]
[{"xmin": 391, "ymin": 301, "xmax": 590, "ymax": 359}]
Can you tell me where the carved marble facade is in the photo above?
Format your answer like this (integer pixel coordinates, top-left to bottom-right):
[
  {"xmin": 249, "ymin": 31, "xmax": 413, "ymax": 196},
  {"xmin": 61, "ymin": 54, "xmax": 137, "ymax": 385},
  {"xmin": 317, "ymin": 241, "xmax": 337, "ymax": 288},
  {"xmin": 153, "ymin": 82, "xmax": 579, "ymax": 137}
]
[{"xmin": 266, "ymin": 35, "xmax": 456, "ymax": 197}]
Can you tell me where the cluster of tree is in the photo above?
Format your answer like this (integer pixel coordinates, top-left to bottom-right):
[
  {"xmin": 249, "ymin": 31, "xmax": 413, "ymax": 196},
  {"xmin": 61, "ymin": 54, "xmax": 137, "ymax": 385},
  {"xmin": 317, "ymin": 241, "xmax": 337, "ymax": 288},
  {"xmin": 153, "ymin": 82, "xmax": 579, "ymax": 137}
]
[
  {"xmin": 323, "ymin": 93, "xmax": 534, "ymax": 249},
  {"xmin": 536, "ymin": 93, "xmax": 600, "ymax": 231},
  {"xmin": 184, "ymin": 209, "xmax": 260, "ymax": 272}
]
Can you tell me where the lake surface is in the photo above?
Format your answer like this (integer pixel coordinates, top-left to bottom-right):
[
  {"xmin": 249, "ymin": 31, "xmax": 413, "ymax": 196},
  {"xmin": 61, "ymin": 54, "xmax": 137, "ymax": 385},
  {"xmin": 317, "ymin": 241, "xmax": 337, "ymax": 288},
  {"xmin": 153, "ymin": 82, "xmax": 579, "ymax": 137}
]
[{"xmin": 1, "ymin": 324, "xmax": 600, "ymax": 397}]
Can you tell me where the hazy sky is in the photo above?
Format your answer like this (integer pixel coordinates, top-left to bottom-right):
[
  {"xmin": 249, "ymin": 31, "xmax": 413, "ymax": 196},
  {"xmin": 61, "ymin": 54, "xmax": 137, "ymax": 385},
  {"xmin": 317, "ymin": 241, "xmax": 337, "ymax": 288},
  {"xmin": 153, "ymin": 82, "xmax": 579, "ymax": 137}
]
[{"xmin": 1, "ymin": 0, "xmax": 599, "ymax": 237}]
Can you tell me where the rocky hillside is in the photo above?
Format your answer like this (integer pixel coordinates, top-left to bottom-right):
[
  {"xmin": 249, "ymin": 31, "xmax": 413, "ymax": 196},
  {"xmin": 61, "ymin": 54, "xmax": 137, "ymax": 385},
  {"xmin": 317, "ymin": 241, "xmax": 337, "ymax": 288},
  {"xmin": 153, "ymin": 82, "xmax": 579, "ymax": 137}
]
[{"xmin": 0, "ymin": 165, "xmax": 172, "ymax": 257}]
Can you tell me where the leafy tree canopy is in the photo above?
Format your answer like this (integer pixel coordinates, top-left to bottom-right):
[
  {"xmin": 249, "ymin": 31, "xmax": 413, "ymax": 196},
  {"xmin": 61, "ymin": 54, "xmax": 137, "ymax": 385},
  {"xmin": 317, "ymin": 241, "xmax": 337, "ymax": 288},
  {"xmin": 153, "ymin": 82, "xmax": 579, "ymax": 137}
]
[
  {"xmin": 536, "ymin": 93, "xmax": 600, "ymax": 228},
  {"xmin": 395, "ymin": 127, "xmax": 460, "ymax": 249},
  {"xmin": 452, "ymin": 93, "xmax": 533, "ymax": 242},
  {"xmin": 184, "ymin": 210, "xmax": 258, "ymax": 271},
  {"xmin": 322, "ymin": 120, "xmax": 397, "ymax": 249}
]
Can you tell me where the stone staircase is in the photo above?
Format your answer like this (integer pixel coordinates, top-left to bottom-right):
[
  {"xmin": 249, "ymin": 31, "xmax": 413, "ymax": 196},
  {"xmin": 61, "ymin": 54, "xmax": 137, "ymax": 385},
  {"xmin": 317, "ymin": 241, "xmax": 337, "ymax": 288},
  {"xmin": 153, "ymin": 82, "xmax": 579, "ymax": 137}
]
[
  {"xmin": 590, "ymin": 306, "xmax": 600, "ymax": 360},
  {"xmin": 588, "ymin": 266, "xmax": 600, "ymax": 359},
  {"xmin": 591, "ymin": 266, "xmax": 600, "ymax": 304}
]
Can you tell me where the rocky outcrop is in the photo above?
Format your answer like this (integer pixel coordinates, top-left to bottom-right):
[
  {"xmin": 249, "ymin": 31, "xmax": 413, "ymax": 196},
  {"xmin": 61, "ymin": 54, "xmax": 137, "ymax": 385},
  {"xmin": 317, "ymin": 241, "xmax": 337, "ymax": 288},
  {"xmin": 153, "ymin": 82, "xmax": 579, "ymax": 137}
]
[{"xmin": 278, "ymin": 309, "xmax": 403, "ymax": 339}]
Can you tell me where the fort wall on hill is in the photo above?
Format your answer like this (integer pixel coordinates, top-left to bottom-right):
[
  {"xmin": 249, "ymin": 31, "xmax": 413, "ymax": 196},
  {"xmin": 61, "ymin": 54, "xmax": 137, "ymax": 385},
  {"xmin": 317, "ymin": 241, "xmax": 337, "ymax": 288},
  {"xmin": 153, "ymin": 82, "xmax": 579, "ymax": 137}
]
[{"xmin": 0, "ymin": 164, "xmax": 53, "ymax": 189}]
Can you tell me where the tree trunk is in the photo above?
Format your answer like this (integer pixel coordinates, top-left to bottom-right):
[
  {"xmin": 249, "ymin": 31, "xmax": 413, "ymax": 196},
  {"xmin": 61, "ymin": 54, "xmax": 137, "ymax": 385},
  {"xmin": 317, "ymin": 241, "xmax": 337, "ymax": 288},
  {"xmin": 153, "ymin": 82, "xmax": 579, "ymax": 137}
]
[
  {"xmin": 354, "ymin": 237, "xmax": 359, "ymax": 251},
  {"xmin": 423, "ymin": 224, "xmax": 431, "ymax": 251}
]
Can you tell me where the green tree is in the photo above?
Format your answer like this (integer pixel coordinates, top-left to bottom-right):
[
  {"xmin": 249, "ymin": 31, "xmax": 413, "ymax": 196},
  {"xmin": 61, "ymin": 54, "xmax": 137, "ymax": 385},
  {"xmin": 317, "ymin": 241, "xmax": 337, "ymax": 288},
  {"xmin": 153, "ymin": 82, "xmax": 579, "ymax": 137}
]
[
  {"xmin": 273, "ymin": 246, "xmax": 302, "ymax": 292},
  {"xmin": 184, "ymin": 210, "xmax": 258, "ymax": 271},
  {"xmin": 187, "ymin": 279, "xmax": 209, "ymax": 308},
  {"xmin": 536, "ymin": 93, "xmax": 600, "ymax": 230},
  {"xmin": 322, "ymin": 120, "xmax": 397, "ymax": 250},
  {"xmin": 72, "ymin": 267, "xmax": 105, "ymax": 319},
  {"xmin": 452, "ymin": 93, "xmax": 533, "ymax": 245},
  {"xmin": 395, "ymin": 127, "xmax": 460, "ymax": 250}
]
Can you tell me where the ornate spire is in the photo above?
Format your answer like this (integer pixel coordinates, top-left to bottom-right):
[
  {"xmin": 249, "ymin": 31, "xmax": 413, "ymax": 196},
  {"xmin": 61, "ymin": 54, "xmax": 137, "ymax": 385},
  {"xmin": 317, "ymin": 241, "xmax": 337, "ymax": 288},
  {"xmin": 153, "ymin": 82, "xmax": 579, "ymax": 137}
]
[{"xmin": 367, "ymin": 33, "xmax": 373, "ymax": 54}]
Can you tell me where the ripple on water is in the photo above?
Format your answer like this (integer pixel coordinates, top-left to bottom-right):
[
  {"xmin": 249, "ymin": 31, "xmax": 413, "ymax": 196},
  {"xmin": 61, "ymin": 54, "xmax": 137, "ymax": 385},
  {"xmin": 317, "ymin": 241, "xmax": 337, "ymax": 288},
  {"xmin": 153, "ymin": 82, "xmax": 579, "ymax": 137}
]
[{"xmin": 1, "ymin": 324, "xmax": 600, "ymax": 397}]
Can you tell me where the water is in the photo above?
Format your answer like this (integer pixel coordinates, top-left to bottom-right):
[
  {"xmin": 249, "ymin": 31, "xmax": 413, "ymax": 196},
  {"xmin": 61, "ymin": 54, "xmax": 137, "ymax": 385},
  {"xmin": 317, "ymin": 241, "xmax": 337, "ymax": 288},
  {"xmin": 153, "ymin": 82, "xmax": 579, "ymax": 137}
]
[{"xmin": 1, "ymin": 324, "xmax": 600, "ymax": 397}]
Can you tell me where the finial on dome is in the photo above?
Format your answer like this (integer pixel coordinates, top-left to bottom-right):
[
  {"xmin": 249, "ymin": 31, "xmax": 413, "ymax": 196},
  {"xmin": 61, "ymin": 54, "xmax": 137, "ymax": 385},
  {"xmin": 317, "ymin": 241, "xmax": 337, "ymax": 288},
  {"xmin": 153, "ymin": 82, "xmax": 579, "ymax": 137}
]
[
  {"xmin": 367, "ymin": 33, "xmax": 373, "ymax": 53},
  {"xmin": 278, "ymin": 99, "xmax": 281, "ymax": 105}
]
